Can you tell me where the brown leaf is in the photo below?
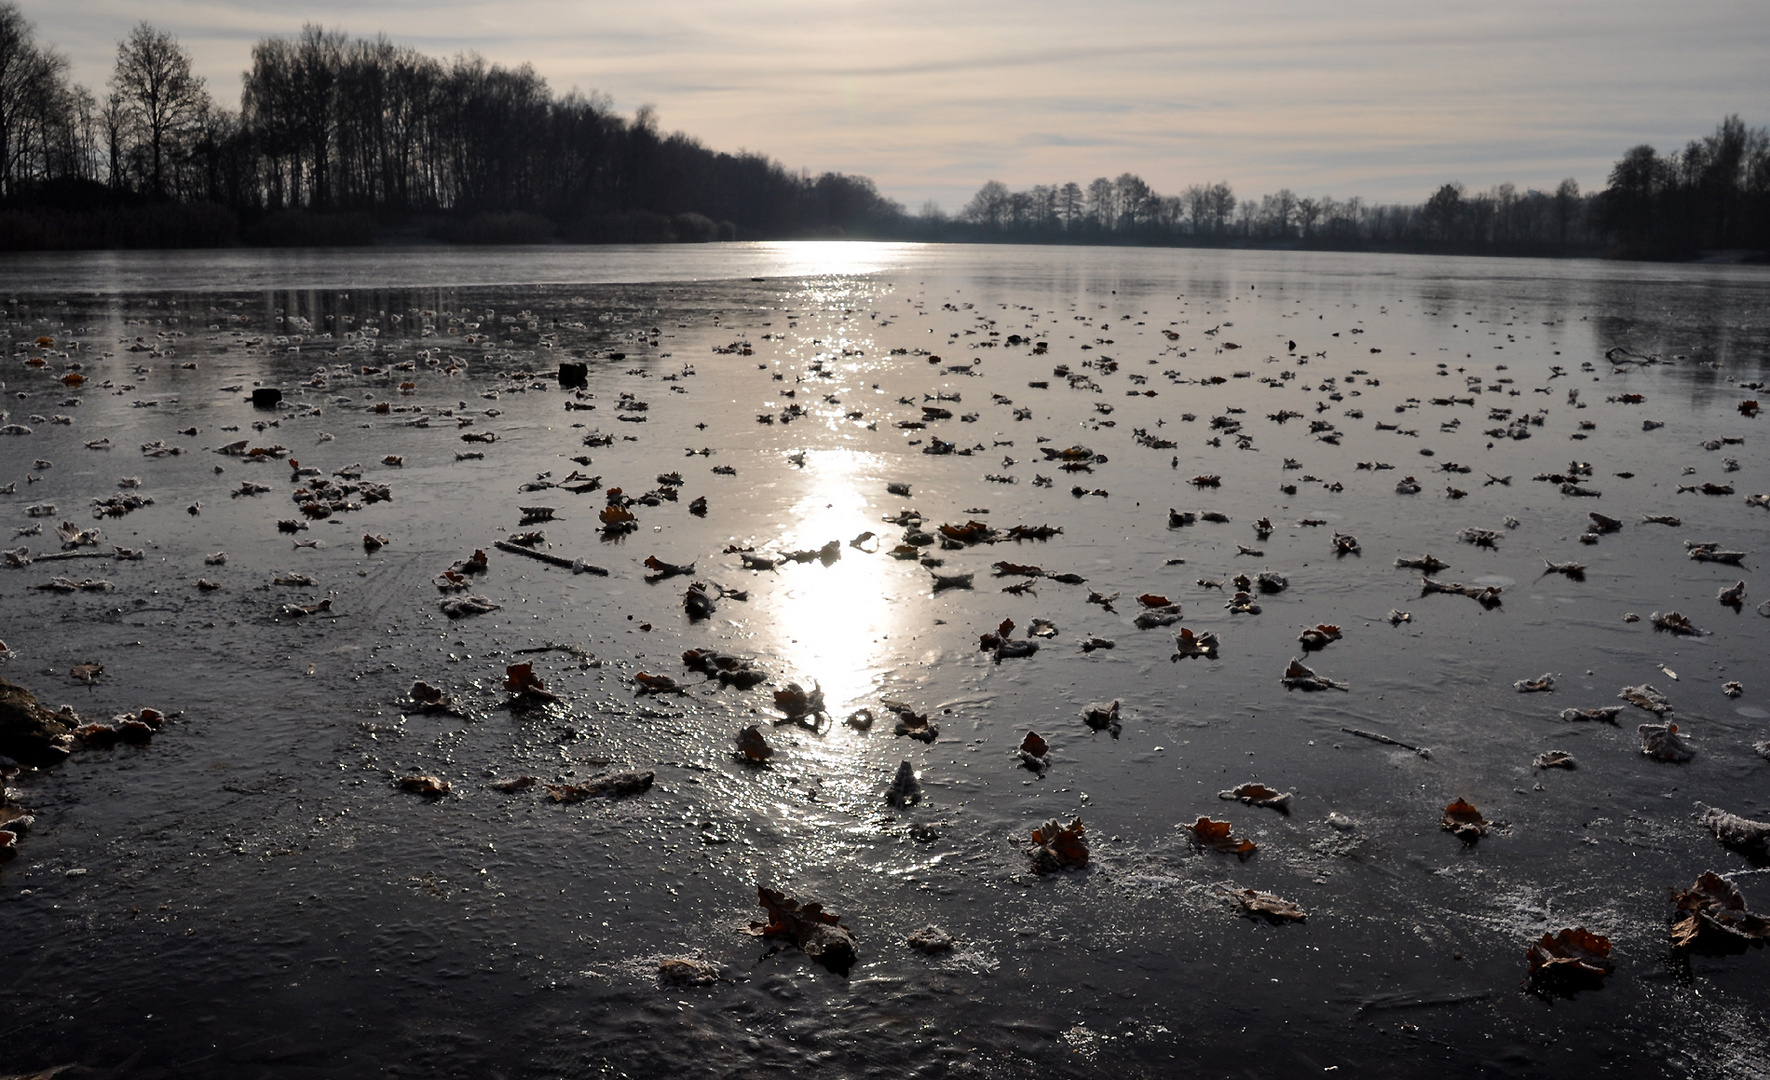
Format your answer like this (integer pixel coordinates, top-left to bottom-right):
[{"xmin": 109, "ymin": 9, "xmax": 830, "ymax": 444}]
[
  {"xmin": 396, "ymin": 774, "xmax": 449, "ymax": 797},
  {"xmin": 1027, "ymin": 817, "xmax": 1089, "ymax": 873},
  {"xmin": 644, "ymin": 554, "xmax": 695, "ymax": 579},
  {"xmin": 1232, "ymin": 888, "xmax": 1307, "ymax": 922},
  {"xmin": 1218, "ymin": 783, "xmax": 1292, "ymax": 811},
  {"xmin": 545, "ymin": 771, "xmax": 654, "ymax": 803},
  {"xmin": 773, "ymin": 681, "xmax": 826, "ymax": 721},
  {"xmin": 1670, "ymin": 871, "xmax": 1770, "ymax": 951},
  {"xmin": 1172, "ymin": 627, "xmax": 1220, "ymax": 660},
  {"xmin": 748, "ymin": 886, "xmax": 857, "ymax": 974},
  {"xmin": 658, "ymin": 958, "xmax": 721, "ymax": 986},
  {"xmin": 1136, "ymin": 593, "xmax": 1172, "ymax": 608},
  {"xmin": 1527, "ymin": 928, "xmax": 1614, "ymax": 992},
  {"xmin": 736, "ymin": 724, "xmax": 772, "ymax": 762},
  {"xmin": 504, "ymin": 663, "xmax": 547, "ymax": 695},
  {"xmin": 1281, "ymin": 658, "xmax": 1347, "ymax": 691},
  {"xmin": 74, "ymin": 722, "xmax": 121, "ymax": 748},
  {"xmin": 635, "ymin": 672, "xmax": 681, "ymax": 695},
  {"xmin": 1442, "ymin": 798, "xmax": 1488, "ymax": 841},
  {"xmin": 885, "ymin": 700, "xmax": 938, "ymax": 742},
  {"xmin": 938, "ymin": 520, "xmax": 996, "ymax": 544},
  {"xmin": 1639, "ymin": 721, "xmax": 1694, "ymax": 762},
  {"xmin": 1081, "ymin": 699, "xmax": 1121, "ymax": 735},
  {"xmin": 1020, "ymin": 731, "xmax": 1048, "ymax": 757},
  {"xmin": 1188, "ymin": 816, "xmax": 1257, "ymax": 857}
]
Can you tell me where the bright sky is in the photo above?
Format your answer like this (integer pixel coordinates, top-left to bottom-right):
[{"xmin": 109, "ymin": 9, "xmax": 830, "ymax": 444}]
[{"xmin": 26, "ymin": 0, "xmax": 1770, "ymax": 211}]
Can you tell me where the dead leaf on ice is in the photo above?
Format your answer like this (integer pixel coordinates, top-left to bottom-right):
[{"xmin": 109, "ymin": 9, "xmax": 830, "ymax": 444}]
[
  {"xmin": 1670, "ymin": 871, "xmax": 1770, "ymax": 952},
  {"xmin": 1228, "ymin": 887, "xmax": 1307, "ymax": 923},
  {"xmin": 1441, "ymin": 798, "xmax": 1489, "ymax": 842},
  {"xmin": 747, "ymin": 886, "xmax": 858, "ymax": 974},
  {"xmin": 735, "ymin": 725, "xmax": 773, "ymax": 762},
  {"xmin": 1281, "ymin": 658, "xmax": 1347, "ymax": 691},
  {"xmin": 1217, "ymin": 783, "xmax": 1292, "ymax": 812},
  {"xmin": 396, "ymin": 774, "xmax": 449, "ymax": 797},
  {"xmin": 1638, "ymin": 722, "xmax": 1694, "ymax": 762},
  {"xmin": 1526, "ymin": 928, "xmax": 1614, "ymax": 993},
  {"xmin": 1187, "ymin": 816, "xmax": 1257, "ymax": 858},
  {"xmin": 1027, "ymin": 817, "xmax": 1089, "ymax": 873}
]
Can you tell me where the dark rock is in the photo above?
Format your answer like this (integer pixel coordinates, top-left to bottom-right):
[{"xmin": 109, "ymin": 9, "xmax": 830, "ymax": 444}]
[{"xmin": 0, "ymin": 676, "xmax": 77, "ymax": 767}]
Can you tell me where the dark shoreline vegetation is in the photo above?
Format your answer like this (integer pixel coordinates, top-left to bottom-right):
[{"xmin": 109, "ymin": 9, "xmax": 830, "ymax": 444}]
[{"xmin": 0, "ymin": 6, "xmax": 1765, "ymax": 260}]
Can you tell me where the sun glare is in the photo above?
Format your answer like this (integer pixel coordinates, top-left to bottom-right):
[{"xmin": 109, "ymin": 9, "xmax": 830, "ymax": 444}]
[{"xmin": 760, "ymin": 447, "xmax": 904, "ymax": 720}]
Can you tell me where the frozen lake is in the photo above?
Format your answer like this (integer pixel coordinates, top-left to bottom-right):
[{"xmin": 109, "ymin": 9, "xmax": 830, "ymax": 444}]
[{"xmin": 2, "ymin": 241, "xmax": 1768, "ymax": 1078}]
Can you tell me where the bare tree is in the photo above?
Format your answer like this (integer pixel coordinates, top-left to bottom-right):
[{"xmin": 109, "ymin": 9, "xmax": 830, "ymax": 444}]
[
  {"xmin": 1056, "ymin": 181, "xmax": 1083, "ymax": 230},
  {"xmin": 0, "ymin": 2, "xmax": 82, "ymax": 196},
  {"xmin": 1085, "ymin": 176, "xmax": 1113, "ymax": 230},
  {"xmin": 1295, "ymin": 197, "xmax": 1320, "ymax": 239},
  {"xmin": 962, "ymin": 180, "xmax": 1010, "ymax": 229},
  {"xmin": 1267, "ymin": 188, "xmax": 1297, "ymax": 237},
  {"xmin": 1206, "ymin": 182, "xmax": 1235, "ymax": 234},
  {"xmin": 1425, "ymin": 182, "xmax": 1464, "ymax": 241},
  {"xmin": 110, "ymin": 22, "xmax": 208, "ymax": 197},
  {"xmin": 1553, "ymin": 177, "xmax": 1580, "ymax": 245}
]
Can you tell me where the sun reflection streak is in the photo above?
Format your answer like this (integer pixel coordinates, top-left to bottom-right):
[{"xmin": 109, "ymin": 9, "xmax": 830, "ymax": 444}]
[
  {"xmin": 751, "ymin": 240, "xmax": 919, "ymax": 279},
  {"xmin": 760, "ymin": 447, "xmax": 906, "ymax": 722}
]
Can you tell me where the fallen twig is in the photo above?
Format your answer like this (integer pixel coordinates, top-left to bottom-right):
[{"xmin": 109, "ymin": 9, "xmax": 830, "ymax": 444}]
[
  {"xmin": 1340, "ymin": 726, "xmax": 1431, "ymax": 758},
  {"xmin": 493, "ymin": 539, "xmax": 610, "ymax": 576}
]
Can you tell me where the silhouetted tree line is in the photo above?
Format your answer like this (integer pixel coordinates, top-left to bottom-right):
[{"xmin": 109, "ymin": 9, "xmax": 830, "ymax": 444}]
[
  {"xmin": 0, "ymin": 8, "xmax": 900, "ymax": 248},
  {"xmin": 0, "ymin": 2, "xmax": 1762, "ymax": 258},
  {"xmin": 942, "ymin": 116, "xmax": 1770, "ymax": 258},
  {"xmin": 939, "ymin": 172, "xmax": 1603, "ymax": 254},
  {"xmin": 1597, "ymin": 116, "xmax": 1770, "ymax": 256}
]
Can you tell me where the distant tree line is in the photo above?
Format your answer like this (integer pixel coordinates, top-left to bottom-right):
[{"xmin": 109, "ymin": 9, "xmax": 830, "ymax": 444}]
[
  {"xmin": 940, "ymin": 116, "xmax": 1770, "ymax": 258},
  {"xmin": 0, "ymin": 7, "xmax": 900, "ymax": 247},
  {"xmin": 0, "ymin": 1, "xmax": 1762, "ymax": 257},
  {"xmin": 939, "ymin": 172, "xmax": 1604, "ymax": 254}
]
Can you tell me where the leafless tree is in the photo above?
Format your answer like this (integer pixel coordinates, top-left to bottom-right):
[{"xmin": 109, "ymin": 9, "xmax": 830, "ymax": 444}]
[{"xmin": 110, "ymin": 22, "xmax": 209, "ymax": 196}]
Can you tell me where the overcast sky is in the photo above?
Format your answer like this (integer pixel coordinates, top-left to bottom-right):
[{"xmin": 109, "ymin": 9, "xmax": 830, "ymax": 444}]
[{"xmin": 23, "ymin": 0, "xmax": 1770, "ymax": 211}]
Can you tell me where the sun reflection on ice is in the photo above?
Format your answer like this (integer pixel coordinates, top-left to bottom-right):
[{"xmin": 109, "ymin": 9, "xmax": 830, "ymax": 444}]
[
  {"xmin": 751, "ymin": 240, "xmax": 918, "ymax": 280},
  {"xmin": 761, "ymin": 447, "xmax": 905, "ymax": 722}
]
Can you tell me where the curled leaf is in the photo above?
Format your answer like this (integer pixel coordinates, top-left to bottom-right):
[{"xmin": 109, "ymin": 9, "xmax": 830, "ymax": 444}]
[
  {"xmin": 1670, "ymin": 871, "xmax": 1770, "ymax": 952},
  {"xmin": 1229, "ymin": 888, "xmax": 1307, "ymax": 923},
  {"xmin": 1281, "ymin": 658, "xmax": 1347, "ymax": 691},
  {"xmin": 1638, "ymin": 722, "xmax": 1694, "ymax": 762},
  {"xmin": 1171, "ymin": 627, "xmax": 1220, "ymax": 660},
  {"xmin": 1187, "ymin": 816, "xmax": 1257, "ymax": 858},
  {"xmin": 1027, "ymin": 817, "xmax": 1089, "ymax": 873},
  {"xmin": 748, "ymin": 887, "xmax": 858, "ymax": 974},
  {"xmin": 1218, "ymin": 783, "xmax": 1292, "ymax": 811},
  {"xmin": 735, "ymin": 724, "xmax": 773, "ymax": 762},
  {"xmin": 545, "ymin": 771, "xmax": 653, "ymax": 802},
  {"xmin": 1081, "ymin": 699, "xmax": 1121, "ymax": 736},
  {"xmin": 1441, "ymin": 798, "xmax": 1488, "ymax": 841},
  {"xmin": 397, "ymin": 774, "xmax": 449, "ymax": 797},
  {"xmin": 1527, "ymin": 928, "xmax": 1614, "ymax": 992},
  {"xmin": 773, "ymin": 681, "xmax": 827, "ymax": 722}
]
